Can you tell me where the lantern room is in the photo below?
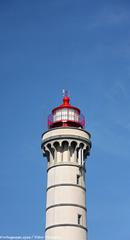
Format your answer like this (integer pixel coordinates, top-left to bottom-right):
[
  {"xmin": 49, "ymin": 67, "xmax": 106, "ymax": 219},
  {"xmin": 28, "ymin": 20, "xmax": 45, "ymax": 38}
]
[{"xmin": 48, "ymin": 94, "xmax": 85, "ymax": 129}]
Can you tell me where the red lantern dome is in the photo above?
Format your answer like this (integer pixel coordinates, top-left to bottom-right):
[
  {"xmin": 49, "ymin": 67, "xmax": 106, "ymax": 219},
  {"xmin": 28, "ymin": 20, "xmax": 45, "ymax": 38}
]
[{"xmin": 48, "ymin": 93, "xmax": 85, "ymax": 129}]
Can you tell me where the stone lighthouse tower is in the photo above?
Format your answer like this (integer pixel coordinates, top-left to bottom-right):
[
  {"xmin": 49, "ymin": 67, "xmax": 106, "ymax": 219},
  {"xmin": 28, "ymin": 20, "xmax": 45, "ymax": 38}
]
[{"xmin": 41, "ymin": 93, "xmax": 91, "ymax": 240}]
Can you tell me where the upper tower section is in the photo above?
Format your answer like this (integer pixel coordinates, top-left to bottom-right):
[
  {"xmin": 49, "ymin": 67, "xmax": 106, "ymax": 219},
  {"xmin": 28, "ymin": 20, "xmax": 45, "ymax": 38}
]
[{"xmin": 48, "ymin": 92, "xmax": 85, "ymax": 129}]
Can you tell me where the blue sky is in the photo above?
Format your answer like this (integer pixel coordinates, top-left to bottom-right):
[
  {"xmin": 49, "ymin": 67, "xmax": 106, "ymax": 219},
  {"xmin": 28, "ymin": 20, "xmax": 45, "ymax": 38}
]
[{"xmin": 0, "ymin": 0, "xmax": 130, "ymax": 239}]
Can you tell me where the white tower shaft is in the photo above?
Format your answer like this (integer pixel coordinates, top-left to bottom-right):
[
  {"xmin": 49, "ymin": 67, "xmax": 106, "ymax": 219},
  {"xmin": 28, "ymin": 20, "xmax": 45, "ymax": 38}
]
[{"xmin": 42, "ymin": 127, "xmax": 91, "ymax": 240}]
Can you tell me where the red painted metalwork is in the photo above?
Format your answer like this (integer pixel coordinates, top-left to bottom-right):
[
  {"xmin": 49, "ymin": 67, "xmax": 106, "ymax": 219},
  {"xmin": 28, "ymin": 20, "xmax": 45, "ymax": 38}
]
[
  {"xmin": 48, "ymin": 95, "xmax": 85, "ymax": 129},
  {"xmin": 52, "ymin": 96, "xmax": 80, "ymax": 114}
]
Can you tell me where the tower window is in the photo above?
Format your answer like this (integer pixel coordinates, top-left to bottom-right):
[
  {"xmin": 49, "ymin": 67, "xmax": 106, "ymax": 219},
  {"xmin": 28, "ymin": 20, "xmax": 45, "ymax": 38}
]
[
  {"xmin": 78, "ymin": 214, "xmax": 82, "ymax": 225},
  {"xmin": 77, "ymin": 174, "xmax": 80, "ymax": 184}
]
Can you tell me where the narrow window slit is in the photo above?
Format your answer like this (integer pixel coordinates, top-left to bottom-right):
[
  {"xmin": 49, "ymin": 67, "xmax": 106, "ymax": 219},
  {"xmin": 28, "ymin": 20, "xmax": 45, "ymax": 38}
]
[
  {"xmin": 77, "ymin": 174, "xmax": 80, "ymax": 184},
  {"xmin": 78, "ymin": 214, "xmax": 82, "ymax": 225}
]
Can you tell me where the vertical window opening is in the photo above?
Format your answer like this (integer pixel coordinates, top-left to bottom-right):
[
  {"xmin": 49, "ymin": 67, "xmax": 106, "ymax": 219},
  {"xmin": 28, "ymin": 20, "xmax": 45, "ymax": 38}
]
[
  {"xmin": 78, "ymin": 214, "xmax": 82, "ymax": 225},
  {"xmin": 77, "ymin": 175, "xmax": 80, "ymax": 184}
]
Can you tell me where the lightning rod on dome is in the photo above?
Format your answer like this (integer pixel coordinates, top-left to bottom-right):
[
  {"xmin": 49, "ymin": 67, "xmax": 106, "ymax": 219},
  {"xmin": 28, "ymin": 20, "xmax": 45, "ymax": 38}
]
[{"xmin": 62, "ymin": 89, "xmax": 69, "ymax": 97}]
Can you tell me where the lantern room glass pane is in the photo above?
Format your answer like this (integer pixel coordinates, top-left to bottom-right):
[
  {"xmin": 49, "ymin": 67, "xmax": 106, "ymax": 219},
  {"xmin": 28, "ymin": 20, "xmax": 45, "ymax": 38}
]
[
  {"xmin": 53, "ymin": 110, "xmax": 61, "ymax": 121},
  {"xmin": 61, "ymin": 108, "xmax": 68, "ymax": 120},
  {"xmin": 53, "ymin": 108, "xmax": 80, "ymax": 123}
]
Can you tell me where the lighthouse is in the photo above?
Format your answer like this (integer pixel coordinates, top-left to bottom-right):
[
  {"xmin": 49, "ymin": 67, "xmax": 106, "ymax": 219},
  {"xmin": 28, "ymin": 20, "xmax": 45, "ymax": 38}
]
[{"xmin": 41, "ymin": 93, "xmax": 91, "ymax": 240}]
